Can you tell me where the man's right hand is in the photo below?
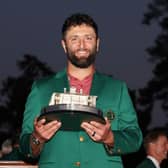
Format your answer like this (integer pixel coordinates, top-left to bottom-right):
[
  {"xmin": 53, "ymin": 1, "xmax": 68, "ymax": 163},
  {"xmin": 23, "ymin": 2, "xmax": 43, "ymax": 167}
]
[
  {"xmin": 32, "ymin": 118, "xmax": 62, "ymax": 144},
  {"xmin": 30, "ymin": 118, "xmax": 61, "ymax": 157}
]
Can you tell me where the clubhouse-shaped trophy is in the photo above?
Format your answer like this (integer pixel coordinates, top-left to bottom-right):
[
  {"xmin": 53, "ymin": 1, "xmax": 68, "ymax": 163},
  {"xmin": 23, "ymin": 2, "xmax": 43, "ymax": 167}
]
[{"xmin": 38, "ymin": 87, "xmax": 105, "ymax": 131}]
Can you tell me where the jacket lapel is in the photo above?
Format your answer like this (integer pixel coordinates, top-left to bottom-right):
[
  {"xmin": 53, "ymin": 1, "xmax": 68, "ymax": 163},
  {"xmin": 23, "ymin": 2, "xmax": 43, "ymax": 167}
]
[
  {"xmin": 50, "ymin": 69, "xmax": 69, "ymax": 92},
  {"xmin": 90, "ymin": 71, "xmax": 105, "ymax": 97}
]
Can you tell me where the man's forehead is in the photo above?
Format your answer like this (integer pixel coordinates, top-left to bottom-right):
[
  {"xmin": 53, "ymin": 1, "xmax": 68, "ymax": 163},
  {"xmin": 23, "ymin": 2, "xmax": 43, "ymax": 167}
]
[
  {"xmin": 156, "ymin": 135, "xmax": 168, "ymax": 143},
  {"xmin": 65, "ymin": 24, "xmax": 96, "ymax": 36}
]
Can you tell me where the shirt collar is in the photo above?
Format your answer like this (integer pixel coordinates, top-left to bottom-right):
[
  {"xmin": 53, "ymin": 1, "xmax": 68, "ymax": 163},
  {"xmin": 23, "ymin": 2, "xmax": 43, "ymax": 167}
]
[
  {"xmin": 67, "ymin": 67, "xmax": 95, "ymax": 82},
  {"xmin": 147, "ymin": 155, "xmax": 160, "ymax": 168}
]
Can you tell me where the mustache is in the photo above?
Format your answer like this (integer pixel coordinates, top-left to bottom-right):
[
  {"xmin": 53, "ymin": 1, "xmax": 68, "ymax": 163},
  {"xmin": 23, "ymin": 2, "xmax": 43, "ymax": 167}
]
[{"xmin": 76, "ymin": 49, "xmax": 89, "ymax": 52}]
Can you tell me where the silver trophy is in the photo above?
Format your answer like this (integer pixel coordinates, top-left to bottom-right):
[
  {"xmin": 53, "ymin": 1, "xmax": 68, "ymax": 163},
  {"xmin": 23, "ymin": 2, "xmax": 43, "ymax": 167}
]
[{"xmin": 38, "ymin": 87, "xmax": 105, "ymax": 131}]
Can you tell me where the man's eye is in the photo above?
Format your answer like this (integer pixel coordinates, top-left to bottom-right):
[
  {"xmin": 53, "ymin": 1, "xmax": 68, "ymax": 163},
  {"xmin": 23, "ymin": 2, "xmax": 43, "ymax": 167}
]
[
  {"xmin": 71, "ymin": 37, "xmax": 78, "ymax": 41},
  {"xmin": 86, "ymin": 36, "xmax": 92, "ymax": 40}
]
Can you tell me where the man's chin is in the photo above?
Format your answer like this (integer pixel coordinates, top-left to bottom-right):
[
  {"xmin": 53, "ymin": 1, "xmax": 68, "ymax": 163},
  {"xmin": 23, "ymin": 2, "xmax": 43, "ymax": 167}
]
[
  {"xmin": 76, "ymin": 62, "xmax": 89, "ymax": 68},
  {"xmin": 73, "ymin": 60, "xmax": 91, "ymax": 68}
]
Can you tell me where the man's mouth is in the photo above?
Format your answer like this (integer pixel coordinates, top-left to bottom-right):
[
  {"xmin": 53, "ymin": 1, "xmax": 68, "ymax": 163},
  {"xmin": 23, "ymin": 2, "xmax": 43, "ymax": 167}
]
[{"xmin": 76, "ymin": 50, "xmax": 89, "ymax": 56}]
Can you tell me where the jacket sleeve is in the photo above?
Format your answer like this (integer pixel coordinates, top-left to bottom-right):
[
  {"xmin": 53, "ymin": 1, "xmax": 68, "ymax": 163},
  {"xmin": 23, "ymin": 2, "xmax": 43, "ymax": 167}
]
[
  {"xmin": 105, "ymin": 82, "xmax": 142, "ymax": 155},
  {"xmin": 19, "ymin": 81, "xmax": 41, "ymax": 158}
]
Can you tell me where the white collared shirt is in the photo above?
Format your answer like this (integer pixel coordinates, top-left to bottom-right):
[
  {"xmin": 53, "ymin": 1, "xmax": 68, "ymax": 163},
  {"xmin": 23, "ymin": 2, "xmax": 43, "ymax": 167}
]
[{"xmin": 147, "ymin": 155, "xmax": 160, "ymax": 168}]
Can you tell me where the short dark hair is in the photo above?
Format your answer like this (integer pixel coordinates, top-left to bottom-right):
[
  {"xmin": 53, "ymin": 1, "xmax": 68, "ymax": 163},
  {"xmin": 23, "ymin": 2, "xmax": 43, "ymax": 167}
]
[
  {"xmin": 144, "ymin": 127, "xmax": 167, "ymax": 151},
  {"xmin": 62, "ymin": 13, "xmax": 98, "ymax": 39}
]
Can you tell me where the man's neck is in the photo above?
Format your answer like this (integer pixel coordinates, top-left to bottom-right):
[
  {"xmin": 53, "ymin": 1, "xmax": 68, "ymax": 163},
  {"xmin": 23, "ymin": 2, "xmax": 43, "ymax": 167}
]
[{"xmin": 67, "ymin": 62, "xmax": 95, "ymax": 80}]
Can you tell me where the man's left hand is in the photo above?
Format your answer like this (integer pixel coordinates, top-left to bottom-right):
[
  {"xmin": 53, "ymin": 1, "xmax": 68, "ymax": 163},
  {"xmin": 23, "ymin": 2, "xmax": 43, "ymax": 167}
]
[{"xmin": 81, "ymin": 117, "xmax": 114, "ymax": 146}]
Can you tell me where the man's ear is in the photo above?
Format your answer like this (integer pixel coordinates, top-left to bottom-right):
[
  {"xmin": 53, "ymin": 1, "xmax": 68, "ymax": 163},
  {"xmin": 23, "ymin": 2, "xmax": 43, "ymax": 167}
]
[
  {"xmin": 61, "ymin": 40, "xmax": 67, "ymax": 53},
  {"xmin": 96, "ymin": 38, "xmax": 100, "ymax": 52}
]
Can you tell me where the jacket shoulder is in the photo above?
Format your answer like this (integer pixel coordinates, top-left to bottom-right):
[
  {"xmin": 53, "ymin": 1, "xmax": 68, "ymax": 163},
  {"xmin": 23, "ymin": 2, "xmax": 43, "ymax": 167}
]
[
  {"xmin": 96, "ymin": 72, "xmax": 126, "ymax": 88},
  {"xmin": 34, "ymin": 69, "xmax": 66, "ymax": 87},
  {"xmin": 136, "ymin": 158, "xmax": 156, "ymax": 168},
  {"xmin": 35, "ymin": 74, "xmax": 57, "ymax": 86}
]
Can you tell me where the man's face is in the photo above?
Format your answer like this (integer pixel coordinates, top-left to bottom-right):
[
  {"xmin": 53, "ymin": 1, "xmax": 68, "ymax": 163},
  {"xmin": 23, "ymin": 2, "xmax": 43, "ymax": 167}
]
[
  {"xmin": 62, "ymin": 24, "xmax": 99, "ymax": 68},
  {"xmin": 153, "ymin": 136, "xmax": 168, "ymax": 162}
]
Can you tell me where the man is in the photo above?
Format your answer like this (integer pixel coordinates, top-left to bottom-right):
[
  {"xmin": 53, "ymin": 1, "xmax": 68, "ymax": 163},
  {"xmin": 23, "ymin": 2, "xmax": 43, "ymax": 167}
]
[
  {"xmin": 20, "ymin": 13, "xmax": 142, "ymax": 168},
  {"xmin": 136, "ymin": 128, "xmax": 168, "ymax": 168}
]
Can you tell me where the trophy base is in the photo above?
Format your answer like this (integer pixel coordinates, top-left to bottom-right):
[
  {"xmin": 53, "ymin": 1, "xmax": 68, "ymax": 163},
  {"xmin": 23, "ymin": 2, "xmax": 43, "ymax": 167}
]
[{"xmin": 38, "ymin": 104, "xmax": 105, "ymax": 131}]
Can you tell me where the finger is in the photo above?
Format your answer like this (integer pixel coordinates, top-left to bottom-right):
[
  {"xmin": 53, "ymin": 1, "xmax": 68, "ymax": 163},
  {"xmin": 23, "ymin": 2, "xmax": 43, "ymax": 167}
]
[
  {"xmin": 105, "ymin": 117, "xmax": 111, "ymax": 123},
  {"xmin": 81, "ymin": 122, "xmax": 100, "ymax": 139},
  {"xmin": 35, "ymin": 118, "xmax": 46, "ymax": 127},
  {"xmin": 81, "ymin": 122, "xmax": 93, "ymax": 130},
  {"xmin": 35, "ymin": 120, "xmax": 60, "ymax": 134},
  {"xmin": 104, "ymin": 118, "xmax": 112, "ymax": 129},
  {"xmin": 40, "ymin": 121, "xmax": 62, "ymax": 140},
  {"xmin": 43, "ymin": 124, "xmax": 60, "ymax": 139},
  {"xmin": 44, "ymin": 120, "xmax": 61, "ymax": 130},
  {"xmin": 90, "ymin": 121, "xmax": 104, "ymax": 129}
]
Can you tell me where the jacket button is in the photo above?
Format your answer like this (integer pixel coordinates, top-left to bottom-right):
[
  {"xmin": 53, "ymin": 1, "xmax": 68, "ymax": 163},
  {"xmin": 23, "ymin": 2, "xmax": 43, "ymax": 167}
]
[
  {"xmin": 74, "ymin": 161, "xmax": 81, "ymax": 167},
  {"xmin": 117, "ymin": 149, "xmax": 121, "ymax": 153},
  {"xmin": 79, "ymin": 136, "xmax": 84, "ymax": 142}
]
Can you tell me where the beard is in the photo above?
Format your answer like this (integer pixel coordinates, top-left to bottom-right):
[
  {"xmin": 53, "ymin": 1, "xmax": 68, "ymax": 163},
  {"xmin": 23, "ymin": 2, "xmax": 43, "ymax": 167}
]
[{"xmin": 66, "ymin": 46, "xmax": 97, "ymax": 68}]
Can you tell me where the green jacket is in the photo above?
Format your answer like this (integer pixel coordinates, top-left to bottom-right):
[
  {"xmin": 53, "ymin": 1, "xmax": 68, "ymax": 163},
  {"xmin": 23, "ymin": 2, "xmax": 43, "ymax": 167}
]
[
  {"xmin": 136, "ymin": 158, "xmax": 157, "ymax": 168},
  {"xmin": 20, "ymin": 69, "xmax": 142, "ymax": 168}
]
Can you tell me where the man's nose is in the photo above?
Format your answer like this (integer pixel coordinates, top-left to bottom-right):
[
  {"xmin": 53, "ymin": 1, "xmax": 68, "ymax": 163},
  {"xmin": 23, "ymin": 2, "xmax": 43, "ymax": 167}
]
[{"xmin": 79, "ymin": 39, "xmax": 85, "ymax": 49}]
